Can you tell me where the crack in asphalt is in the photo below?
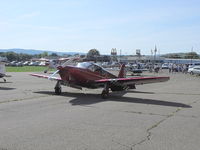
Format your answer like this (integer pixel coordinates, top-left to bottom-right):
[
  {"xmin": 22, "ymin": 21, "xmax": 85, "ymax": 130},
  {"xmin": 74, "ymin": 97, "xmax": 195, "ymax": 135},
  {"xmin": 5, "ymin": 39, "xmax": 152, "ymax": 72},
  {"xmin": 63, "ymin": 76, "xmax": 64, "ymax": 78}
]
[
  {"xmin": 109, "ymin": 108, "xmax": 182, "ymax": 150},
  {"xmin": 158, "ymin": 92, "xmax": 200, "ymax": 96},
  {"xmin": 0, "ymin": 95, "xmax": 50, "ymax": 105},
  {"xmin": 123, "ymin": 111, "xmax": 169, "ymax": 117},
  {"xmin": 130, "ymin": 107, "xmax": 181, "ymax": 149},
  {"xmin": 111, "ymin": 139, "xmax": 132, "ymax": 150},
  {"xmin": 123, "ymin": 110, "xmax": 198, "ymax": 118},
  {"xmin": 130, "ymin": 98, "xmax": 200, "ymax": 149}
]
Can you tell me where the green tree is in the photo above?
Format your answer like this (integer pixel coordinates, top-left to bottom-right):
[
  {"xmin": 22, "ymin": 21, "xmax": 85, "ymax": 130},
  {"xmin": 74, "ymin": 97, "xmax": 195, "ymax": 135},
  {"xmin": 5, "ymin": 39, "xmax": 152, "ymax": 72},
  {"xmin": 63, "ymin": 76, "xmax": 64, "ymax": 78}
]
[
  {"xmin": 50, "ymin": 53, "xmax": 58, "ymax": 57},
  {"xmin": 41, "ymin": 52, "xmax": 48, "ymax": 57},
  {"xmin": 6, "ymin": 52, "xmax": 18, "ymax": 61},
  {"xmin": 19, "ymin": 53, "xmax": 32, "ymax": 61},
  {"xmin": 87, "ymin": 49, "xmax": 100, "ymax": 58},
  {"xmin": 184, "ymin": 52, "xmax": 199, "ymax": 59}
]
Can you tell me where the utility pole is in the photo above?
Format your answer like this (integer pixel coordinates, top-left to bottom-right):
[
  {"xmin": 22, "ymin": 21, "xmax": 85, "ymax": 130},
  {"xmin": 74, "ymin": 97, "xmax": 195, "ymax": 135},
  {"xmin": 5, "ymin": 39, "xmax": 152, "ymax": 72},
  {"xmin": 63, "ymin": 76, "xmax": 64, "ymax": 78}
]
[
  {"xmin": 136, "ymin": 49, "xmax": 141, "ymax": 63},
  {"xmin": 191, "ymin": 46, "xmax": 193, "ymax": 64},
  {"xmin": 154, "ymin": 45, "xmax": 157, "ymax": 65},
  {"xmin": 119, "ymin": 49, "xmax": 122, "ymax": 63},
  {"xmin": 151, "ymin": 49, "xmax": 153, "ymax": 63}
]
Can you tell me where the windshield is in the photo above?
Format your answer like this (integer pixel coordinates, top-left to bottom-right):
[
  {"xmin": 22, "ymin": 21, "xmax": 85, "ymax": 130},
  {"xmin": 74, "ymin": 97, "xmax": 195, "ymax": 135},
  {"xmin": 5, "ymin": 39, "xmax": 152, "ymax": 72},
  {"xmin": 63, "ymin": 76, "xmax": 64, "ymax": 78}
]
[
  {"xmin": 76, "ymin": 62, "xmax": 106, "ymax": 73},
  {"xmin": 76, "ymin": 62, "xmax": 92, "ymax": 69}
]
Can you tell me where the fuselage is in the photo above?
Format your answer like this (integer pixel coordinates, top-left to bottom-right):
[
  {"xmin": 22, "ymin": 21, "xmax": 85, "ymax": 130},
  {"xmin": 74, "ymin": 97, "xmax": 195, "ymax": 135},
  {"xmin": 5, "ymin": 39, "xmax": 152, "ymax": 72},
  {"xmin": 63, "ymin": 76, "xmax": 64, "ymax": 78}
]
[{"xmin": 58, "ymin": 63, "xmax": 117, "ymax": 88}]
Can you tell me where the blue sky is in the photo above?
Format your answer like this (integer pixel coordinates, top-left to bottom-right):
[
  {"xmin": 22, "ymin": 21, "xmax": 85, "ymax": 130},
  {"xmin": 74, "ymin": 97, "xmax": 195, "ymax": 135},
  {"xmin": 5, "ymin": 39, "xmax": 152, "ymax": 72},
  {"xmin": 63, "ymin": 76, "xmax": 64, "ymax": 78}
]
[{"xmin": 1, "ymin": 0, "xmax": 200, "ymax": 55}]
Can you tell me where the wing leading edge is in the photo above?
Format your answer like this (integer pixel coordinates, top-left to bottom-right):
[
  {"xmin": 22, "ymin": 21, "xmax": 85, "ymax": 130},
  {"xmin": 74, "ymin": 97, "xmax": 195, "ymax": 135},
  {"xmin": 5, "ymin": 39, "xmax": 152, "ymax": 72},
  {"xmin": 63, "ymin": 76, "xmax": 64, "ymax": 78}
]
[{"xmin": 30, "ymin": 73, "xmax": 62, "ymax": 81}]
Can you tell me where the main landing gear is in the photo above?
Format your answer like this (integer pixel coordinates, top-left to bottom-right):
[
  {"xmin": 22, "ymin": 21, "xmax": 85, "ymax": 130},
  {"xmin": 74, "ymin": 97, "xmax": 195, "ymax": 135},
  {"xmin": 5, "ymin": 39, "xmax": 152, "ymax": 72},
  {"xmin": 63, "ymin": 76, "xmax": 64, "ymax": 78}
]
[
  {"xmin": 101, "ymin": 83, "xmax": 109, "ymax": 99},
  {"xmin": 54, "ymin": 81, "xmax": 62, "ymax": 95}
]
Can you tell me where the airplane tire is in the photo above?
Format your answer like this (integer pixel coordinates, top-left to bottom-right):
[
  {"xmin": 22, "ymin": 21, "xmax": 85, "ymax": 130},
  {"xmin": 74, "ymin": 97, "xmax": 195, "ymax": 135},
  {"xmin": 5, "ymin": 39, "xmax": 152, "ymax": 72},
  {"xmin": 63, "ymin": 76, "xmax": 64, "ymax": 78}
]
[
  {"xmin": 101, "ymin": 90, "xmax": 109, "ymax": 99},
  {"xmin": 55, "ymin": 87, "xmax": 61, "ymax": 95}
]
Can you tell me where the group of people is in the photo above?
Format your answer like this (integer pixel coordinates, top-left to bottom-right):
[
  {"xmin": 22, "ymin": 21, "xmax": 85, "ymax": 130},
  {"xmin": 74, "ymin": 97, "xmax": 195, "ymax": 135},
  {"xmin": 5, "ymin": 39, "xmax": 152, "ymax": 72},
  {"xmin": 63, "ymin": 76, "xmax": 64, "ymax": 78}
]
[
  {"xmin": 168, "ymin": 63, "xmax": 189, "ymax": 73},
  {"xmin": 147, "ymin": 63, "xmax": 189, "ymax": 73}
]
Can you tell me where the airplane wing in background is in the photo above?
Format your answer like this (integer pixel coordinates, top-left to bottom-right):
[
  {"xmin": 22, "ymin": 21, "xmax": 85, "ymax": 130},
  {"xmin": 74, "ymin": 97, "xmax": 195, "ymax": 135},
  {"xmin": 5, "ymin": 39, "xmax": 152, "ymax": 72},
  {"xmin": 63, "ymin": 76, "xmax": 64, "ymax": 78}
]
[
  {"xmin": 95, "ymin": 76, "xmax": 170, "ymax": 85},
  {"xmin": 30, "ymin": 73, "xmax": 62, "ymax": 81}
]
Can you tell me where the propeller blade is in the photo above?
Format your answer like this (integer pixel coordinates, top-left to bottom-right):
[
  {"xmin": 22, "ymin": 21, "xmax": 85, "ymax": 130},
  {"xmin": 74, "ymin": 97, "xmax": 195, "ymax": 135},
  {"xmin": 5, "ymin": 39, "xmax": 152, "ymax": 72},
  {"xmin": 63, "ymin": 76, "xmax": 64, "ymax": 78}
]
[
  {"xmin": 61, "ymin": 57, "xmax": 80, "ymax": 67},
  {"xmin": 48, "ymin": 70, "xmax": 59, "ymax": 80},
  {"xmin": 61, "ymin": 59, "xmax": 72, "ymax": 67}
]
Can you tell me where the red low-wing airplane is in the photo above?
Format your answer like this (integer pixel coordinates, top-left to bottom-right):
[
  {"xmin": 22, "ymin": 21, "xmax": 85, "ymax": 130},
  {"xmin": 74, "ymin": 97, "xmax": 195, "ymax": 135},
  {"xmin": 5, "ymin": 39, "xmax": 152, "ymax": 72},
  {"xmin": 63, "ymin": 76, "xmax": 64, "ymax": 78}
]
[{"xmin": 30, "ymin": 62, "xmax": 169, "ymax": 98}]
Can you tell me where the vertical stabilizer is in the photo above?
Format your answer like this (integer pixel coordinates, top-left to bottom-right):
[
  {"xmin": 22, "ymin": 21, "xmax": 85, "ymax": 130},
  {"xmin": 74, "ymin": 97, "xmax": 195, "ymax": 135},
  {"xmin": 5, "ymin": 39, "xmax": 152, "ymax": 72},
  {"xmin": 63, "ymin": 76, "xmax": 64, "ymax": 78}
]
[{"xmin": 118, "ymin": 64, "xmax": 126, "ymax": 78}]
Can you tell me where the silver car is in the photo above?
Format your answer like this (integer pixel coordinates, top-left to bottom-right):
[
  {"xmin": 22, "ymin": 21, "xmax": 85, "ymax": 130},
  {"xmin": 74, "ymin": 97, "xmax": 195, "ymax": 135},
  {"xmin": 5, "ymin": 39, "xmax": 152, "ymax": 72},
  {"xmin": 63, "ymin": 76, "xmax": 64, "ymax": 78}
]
[{"xmin": 188, "ymin": 66, "xmax": 200, "ymax": 75}]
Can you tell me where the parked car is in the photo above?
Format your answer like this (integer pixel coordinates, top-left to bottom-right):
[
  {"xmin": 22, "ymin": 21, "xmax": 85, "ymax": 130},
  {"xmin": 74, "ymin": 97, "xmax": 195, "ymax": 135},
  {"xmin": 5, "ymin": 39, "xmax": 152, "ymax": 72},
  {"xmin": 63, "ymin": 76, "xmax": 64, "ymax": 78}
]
[
  {"xmin": 39, "ymin": 61, "xmax": 46, "ymax": 66},
  {"xmin": 10, "ymin": 61, "xmax": 17, "ymax": 66},
  {"xmin": 188, "ymin": 66, "xmax": 200, "ymax": 75},
  {"xmin": 29, "ymin": 61, "xmax": 39, "ymax": 66},
  {"xmin": 188, "ymin": 63, "xmax": 200, "ymax": 69},
  {"xmin": 23, "ymin": 61, "xmax": 30, "ymax": 66},
  {"xmin": 161, "ymin": 63, "xmax": 169, "ymax": 69},
  {"xmin": 16, "ymin": 62, "xmax": 23, "ymax": 67}
]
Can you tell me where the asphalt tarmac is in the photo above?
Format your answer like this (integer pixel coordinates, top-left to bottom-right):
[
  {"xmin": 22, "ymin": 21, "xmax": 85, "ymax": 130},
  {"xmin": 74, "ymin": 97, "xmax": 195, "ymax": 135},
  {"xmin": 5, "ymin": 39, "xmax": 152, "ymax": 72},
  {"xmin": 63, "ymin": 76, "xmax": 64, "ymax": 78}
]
[{"xmin": 0, "ymin": 71, "xmax": 200, "ymax": 150}]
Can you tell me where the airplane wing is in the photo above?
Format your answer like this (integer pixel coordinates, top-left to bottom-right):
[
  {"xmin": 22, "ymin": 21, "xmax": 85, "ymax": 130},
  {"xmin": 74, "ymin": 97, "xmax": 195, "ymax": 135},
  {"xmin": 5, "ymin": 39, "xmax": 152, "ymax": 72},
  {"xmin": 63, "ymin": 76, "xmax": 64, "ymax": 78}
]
[
  {"xmin": 95, "ymin": 76, "xmax": 169, "ymax": 85},
  {"xmin": 30, "ymin": 73, "xmax": 62, "ymax": 81}
]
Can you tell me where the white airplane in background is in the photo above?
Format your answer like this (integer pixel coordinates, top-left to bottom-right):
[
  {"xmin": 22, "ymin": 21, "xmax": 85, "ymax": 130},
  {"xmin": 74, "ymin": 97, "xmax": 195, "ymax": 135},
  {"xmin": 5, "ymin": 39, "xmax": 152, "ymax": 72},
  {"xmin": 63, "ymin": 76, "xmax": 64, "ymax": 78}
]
[{"xmin": 0, "ymin": 57, "xmax": 11, "ymax": 82}]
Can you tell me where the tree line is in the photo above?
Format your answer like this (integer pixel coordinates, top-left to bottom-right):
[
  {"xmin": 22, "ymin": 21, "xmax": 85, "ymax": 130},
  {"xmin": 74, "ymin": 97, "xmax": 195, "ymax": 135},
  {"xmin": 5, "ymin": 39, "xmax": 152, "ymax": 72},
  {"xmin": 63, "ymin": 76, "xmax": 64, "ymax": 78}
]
[
  {"xmin": 1, "ymin": 49, "xmax": 199, "ymax": 62},
  {"xmin": 0, "ymin": 49, "xmax": 102, "ymax": 62},
  {"xmin": 0, "ymin": 51, "xmax": 60, "ymax": 61},
  {"xmin": 161, "ymin": 52, "xmax": 200, "ymax": 59}
]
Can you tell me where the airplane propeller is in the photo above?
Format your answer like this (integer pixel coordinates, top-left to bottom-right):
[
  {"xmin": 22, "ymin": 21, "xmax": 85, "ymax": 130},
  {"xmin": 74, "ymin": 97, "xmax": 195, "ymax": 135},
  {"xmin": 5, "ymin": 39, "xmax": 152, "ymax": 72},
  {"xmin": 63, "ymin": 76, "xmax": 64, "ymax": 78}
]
[
  {"xmin": 47, "ymin": 57, "xmax": 80, "ymax": 80},
  {"xmin": 61, "ymin": 57, "xmax": 79, "ymax": 67},
  {"xmin": 48, "ymin": 69, "xmax": 60, "ymax": 80}
]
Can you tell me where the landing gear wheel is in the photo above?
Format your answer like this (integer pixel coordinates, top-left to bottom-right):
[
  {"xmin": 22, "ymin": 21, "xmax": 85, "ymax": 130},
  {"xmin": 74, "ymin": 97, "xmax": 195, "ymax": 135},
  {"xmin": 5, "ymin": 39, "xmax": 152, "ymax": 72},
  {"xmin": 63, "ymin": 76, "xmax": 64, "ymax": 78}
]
[
  {"xmin": 55, "ymin": 87, "xmax": 62, "ymax": 95},
  {"xmin": 3, "ymin": 78, "xmax": 6, "ymax": 82},
  {"xmin": 54, "ymin": 81, "xmax": 62, "ymax": 95},
  {"xmin": 101, "ymin": 90, "xmax": 109, "ymax": 99}
]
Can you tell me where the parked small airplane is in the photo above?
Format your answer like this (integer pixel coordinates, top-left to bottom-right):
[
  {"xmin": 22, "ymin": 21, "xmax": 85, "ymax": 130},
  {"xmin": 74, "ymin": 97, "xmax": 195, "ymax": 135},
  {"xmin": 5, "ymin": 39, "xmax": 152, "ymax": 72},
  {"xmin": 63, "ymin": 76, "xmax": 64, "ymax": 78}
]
[
  {"xmin": 0, "ymin": 58, "xmax": 11, "ymax": 82},
  {"xmin": 30, "ymin": 61, "xmax": 170, "ymax": 98}
]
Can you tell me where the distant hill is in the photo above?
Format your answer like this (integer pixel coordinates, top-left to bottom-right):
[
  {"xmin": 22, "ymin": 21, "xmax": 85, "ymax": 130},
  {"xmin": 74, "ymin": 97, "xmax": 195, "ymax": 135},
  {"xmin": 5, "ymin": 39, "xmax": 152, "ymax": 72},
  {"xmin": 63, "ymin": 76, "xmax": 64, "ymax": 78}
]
[{"xmin": 0, "ymin": 48, "xmax": 85, "ymax": 55}]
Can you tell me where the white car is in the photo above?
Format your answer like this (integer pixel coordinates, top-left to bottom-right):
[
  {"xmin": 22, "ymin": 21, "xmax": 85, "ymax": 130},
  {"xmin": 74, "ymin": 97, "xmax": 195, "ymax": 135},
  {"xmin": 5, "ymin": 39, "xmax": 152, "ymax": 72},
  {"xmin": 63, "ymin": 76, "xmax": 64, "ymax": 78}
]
[
  {"xmin": 188, "ymin": 63, "xmax": 200, "ymax": 69},
  {"xmin": 188, "ymin": 66, "xmax": 200, "ymax": 75},
  {"xmin": 39, "ymin": 61, "xmax": 46, "ymax": 66},
  {"xmin": 161, "ymin": 63, "xmax": 169, "ymax": 69}
]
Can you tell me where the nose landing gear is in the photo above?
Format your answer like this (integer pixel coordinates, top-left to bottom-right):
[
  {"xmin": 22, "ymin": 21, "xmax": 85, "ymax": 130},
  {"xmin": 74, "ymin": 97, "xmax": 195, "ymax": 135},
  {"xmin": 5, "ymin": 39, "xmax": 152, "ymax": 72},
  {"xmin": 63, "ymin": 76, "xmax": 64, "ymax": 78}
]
[{"xmin": 55, "ymin": 81, "xmax": 62, "ymax": 95}]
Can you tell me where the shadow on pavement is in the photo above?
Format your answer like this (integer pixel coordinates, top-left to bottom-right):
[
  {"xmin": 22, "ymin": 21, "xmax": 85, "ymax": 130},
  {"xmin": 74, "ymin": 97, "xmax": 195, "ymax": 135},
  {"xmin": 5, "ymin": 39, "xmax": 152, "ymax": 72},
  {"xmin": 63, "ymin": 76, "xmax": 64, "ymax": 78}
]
[
  {"xmin": 127, "ymin": 91, "xmax": 155, "ymax": 94},
  {"xmin": 0, "ymin": 82, "xmax": 13, "ymax": 83},
  {"xmin": 0, "ymin": 87, "xmax": 16, "ymax": 90},
  {"xmin": 34, "ymin": 91, "xmax": 191, "ymax": 108}
]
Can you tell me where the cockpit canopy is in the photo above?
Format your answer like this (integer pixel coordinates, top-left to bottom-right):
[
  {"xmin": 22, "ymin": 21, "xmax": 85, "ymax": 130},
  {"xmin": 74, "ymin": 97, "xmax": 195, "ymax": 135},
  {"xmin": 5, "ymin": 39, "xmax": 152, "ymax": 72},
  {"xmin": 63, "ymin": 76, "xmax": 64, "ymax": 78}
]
[
  {"xmin": 76, "ymin": 62, "xmax": 101, "ymax": 71},
  {"xmin": 77, "ymin": 62, "xmax": 110, "ymax": 75},
  {"xmin": 76, "ymin": 62, "xmax": 92, "ymax": 69}
]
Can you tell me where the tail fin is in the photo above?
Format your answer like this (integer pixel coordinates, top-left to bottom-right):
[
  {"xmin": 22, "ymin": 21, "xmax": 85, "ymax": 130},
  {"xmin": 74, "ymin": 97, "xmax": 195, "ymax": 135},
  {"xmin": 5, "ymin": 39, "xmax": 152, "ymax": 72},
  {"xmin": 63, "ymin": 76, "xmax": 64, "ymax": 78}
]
[{"xmin": 118, "ymin": 64, "xmax": 126, "ymax": 78}]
